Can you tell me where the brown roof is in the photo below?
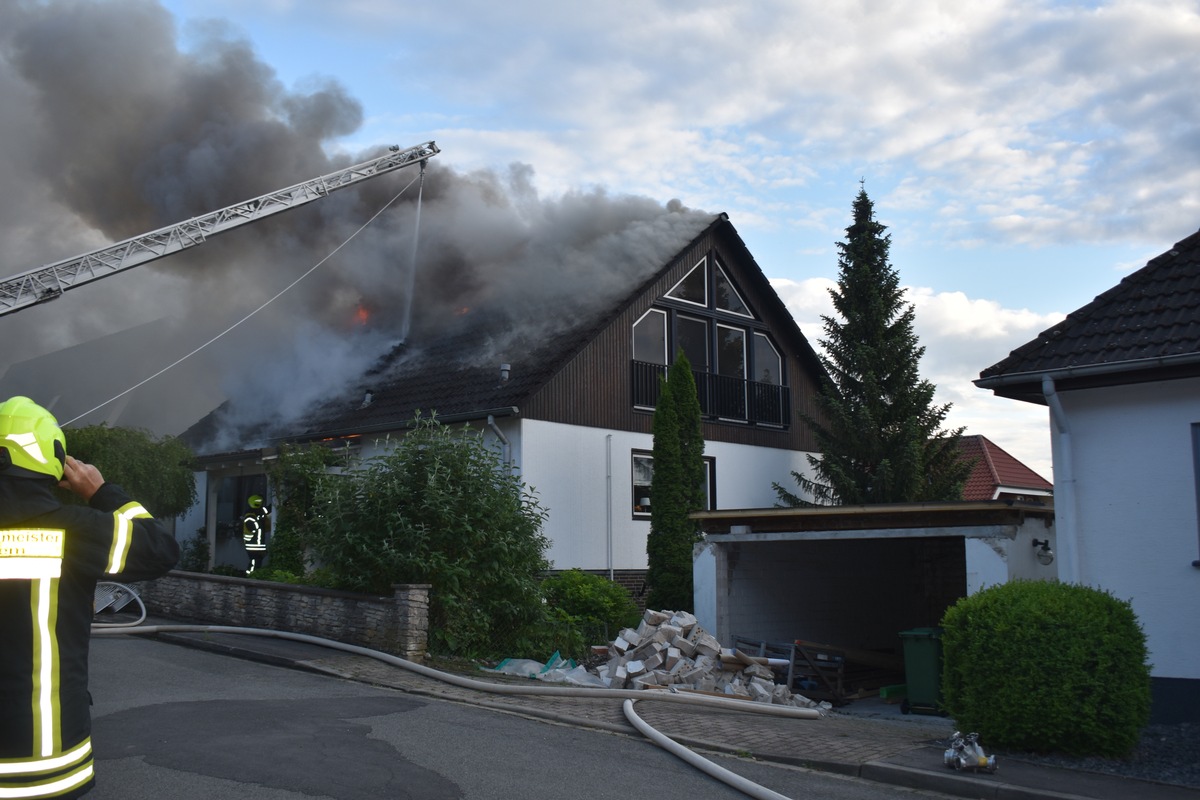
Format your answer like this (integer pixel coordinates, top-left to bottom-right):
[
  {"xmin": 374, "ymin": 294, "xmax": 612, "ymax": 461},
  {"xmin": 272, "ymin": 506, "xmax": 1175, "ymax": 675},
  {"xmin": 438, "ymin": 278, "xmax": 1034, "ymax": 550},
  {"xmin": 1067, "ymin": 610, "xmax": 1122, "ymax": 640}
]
[
  {"xmin": 957, "ymin": 434, "xmax": 1052, "ymax": 501},
  {"xmin": 976, "ymin": 227, "xmax": 1200, "ymax": 403}
]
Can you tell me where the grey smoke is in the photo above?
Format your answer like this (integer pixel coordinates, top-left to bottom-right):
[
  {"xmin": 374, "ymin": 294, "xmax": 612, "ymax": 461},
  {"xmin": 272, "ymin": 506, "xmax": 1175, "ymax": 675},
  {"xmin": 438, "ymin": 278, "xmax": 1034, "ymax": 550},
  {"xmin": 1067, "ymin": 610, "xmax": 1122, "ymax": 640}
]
[{"xmin": 0, "ymin": 0, "xmax": 712, "ymax": 442}]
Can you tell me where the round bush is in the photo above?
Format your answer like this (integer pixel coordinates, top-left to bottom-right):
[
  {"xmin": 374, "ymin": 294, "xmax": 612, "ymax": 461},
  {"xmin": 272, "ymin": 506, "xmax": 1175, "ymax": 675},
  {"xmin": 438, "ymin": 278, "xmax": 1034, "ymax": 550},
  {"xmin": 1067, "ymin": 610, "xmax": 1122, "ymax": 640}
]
[
  {"xmin": 940, "ymin": 580, "xmax": 1151, "ymax": 758},
  {"xmin": 540, "ymin": 569, "xmax": 641, "ymax": 647}
]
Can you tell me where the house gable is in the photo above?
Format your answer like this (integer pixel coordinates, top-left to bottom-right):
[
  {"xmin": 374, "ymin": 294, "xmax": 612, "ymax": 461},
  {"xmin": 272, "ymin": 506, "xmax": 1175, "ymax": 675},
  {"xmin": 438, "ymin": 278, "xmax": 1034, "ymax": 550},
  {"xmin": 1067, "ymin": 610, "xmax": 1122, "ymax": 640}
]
[{"xmin": 520, "ymin": 215, "xmax": 825, "ymax": 451}]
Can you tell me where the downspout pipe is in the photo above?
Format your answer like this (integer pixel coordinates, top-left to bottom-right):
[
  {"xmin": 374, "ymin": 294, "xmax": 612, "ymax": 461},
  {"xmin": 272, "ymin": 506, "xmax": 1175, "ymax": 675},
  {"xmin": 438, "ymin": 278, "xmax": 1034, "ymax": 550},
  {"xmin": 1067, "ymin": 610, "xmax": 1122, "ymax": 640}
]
[
  {"xmin": 487, "ymin": 414, "xmax": 511, "ymax": 469},
  {"xmin": 606, "ymin": 434, "xmax": 614, "ymax": 580},
  {"xmin": 1042, "ymin": 375, "xmax": 1080, "ymax": 583}
]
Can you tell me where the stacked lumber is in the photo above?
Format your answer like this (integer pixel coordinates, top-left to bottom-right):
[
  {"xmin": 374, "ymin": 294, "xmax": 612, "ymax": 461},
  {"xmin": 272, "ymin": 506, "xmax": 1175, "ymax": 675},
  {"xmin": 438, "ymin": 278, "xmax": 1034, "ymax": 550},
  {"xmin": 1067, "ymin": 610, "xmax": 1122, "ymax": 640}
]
[{"xmin": 597, "ymin": 609, "xmax": 829, "ymax": 710}]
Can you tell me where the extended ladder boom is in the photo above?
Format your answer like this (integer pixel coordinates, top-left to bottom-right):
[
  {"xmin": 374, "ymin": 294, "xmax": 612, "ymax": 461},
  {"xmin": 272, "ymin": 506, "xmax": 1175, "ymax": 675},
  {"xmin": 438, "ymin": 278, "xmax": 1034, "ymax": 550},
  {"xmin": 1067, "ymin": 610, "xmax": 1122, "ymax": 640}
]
[{"xmin": 0, "ymin": 141, "xmax": 440, "ymax": 317}]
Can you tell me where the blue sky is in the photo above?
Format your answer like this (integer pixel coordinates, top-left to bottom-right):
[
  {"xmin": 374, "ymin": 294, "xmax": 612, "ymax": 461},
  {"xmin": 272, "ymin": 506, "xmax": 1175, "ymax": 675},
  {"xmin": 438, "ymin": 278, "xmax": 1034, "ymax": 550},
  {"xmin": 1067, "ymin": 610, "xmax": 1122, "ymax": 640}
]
[{"xmin": 9, "ymin": 0, "xmax": 1200, "ymax": 479}]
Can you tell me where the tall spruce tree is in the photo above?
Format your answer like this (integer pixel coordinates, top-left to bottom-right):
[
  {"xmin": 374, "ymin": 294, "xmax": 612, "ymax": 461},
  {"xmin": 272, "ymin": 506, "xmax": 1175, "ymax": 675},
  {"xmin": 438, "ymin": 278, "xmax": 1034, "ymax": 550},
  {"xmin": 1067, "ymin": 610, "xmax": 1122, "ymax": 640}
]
[
  {"xmin": 776, "ymin": 187, "xmax": 968, "ymax": 506},
  {"xmin": 646, "ymin": 351, "xmax": 706, "ymax": 611}
]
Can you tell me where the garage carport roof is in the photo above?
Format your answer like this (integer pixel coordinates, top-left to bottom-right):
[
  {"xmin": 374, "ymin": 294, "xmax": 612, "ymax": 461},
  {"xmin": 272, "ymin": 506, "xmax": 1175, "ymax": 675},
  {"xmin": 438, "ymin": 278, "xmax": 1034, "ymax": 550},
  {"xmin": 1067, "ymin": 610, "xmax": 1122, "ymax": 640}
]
[{"xmin": 694, "ymin": 500, "xmax": 1055, "ymax": 542}]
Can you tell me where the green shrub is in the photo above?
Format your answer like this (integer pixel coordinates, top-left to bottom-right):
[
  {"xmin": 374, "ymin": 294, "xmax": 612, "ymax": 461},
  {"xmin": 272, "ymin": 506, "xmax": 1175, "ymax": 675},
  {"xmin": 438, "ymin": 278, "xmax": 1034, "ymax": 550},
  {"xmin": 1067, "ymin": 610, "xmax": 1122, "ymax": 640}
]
[
  {"xmin": 541, "ymin": 569, "xmax": 641, "ymax": 647},
  {"xmin": 305, "ymin": 415, "xmax": 551, "ymax": 659},
  {"xmin": 177, "ymin": 529, "xmax": 210, "ymax": 572},
  {"xmin": 941, "ymin": 580, "xmax": 1151, "ymax": 758}
]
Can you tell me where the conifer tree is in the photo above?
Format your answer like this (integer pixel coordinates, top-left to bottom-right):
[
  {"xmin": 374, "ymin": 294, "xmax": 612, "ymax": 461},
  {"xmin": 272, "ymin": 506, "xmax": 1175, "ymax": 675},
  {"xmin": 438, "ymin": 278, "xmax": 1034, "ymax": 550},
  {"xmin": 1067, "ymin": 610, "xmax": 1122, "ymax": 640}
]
[
  {"xmin": 646, "ymin": 351, "xmax": 705, "ymax": 611},
  {"xmin": 776, "ymin": 187, "xmax": 968, "ymax": 505}
]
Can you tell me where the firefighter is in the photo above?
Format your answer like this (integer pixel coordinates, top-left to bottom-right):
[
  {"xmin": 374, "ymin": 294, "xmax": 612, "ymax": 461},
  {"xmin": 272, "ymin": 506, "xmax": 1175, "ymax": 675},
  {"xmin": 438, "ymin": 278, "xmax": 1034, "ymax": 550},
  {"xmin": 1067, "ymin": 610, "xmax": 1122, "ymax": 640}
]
[
  {"xmin": 242, "ymin": 494, "xmax": 270, "ymax": 573},
  {"xmin": 0, "ymin": 396, "xmax": 179, "ymax": 799}
]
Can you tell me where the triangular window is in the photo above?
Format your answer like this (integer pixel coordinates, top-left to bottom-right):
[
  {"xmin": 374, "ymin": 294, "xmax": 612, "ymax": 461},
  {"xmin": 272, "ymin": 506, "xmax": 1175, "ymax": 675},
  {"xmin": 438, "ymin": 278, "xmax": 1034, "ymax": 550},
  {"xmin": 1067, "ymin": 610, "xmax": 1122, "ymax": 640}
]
[
  {"xmin": 665, "ymin": 258, "xmax": 707, "ymax": 306},
  {"xmin": 715, "ymin": 261, "xmax": 752, "ymax": 317}
]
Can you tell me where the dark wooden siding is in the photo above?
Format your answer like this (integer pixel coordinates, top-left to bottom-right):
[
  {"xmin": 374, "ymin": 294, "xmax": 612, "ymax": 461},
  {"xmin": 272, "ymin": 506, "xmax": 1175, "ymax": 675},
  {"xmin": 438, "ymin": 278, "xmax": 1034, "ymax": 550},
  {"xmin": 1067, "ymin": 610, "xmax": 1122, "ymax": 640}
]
[{"xmin": 522, "ymin": 223, "xmax": 825, "ymax": 452}]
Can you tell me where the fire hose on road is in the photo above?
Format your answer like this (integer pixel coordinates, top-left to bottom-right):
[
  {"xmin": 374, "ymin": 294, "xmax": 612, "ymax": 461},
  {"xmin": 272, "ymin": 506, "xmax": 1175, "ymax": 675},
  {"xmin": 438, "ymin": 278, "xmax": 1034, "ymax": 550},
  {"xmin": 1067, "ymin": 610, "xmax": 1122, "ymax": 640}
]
[{"xmin": 93, "ymin": 622, "xmax": 819, "ymax": 800}]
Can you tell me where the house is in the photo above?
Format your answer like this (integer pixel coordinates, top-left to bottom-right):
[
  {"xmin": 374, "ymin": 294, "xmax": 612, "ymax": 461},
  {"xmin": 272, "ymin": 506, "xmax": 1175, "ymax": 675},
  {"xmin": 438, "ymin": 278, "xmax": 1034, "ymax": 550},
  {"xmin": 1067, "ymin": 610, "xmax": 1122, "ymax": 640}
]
[
  {"xmin": 178, "ymin": 212, "xmax": 830, "ymax": 589},
  {"xmin": 957, "ymin": 434, "xmax": 1053, "ymax": 502},
  {"xmin": 976, "ymin": 227, "xmax": 1200, "ymax": 724}
]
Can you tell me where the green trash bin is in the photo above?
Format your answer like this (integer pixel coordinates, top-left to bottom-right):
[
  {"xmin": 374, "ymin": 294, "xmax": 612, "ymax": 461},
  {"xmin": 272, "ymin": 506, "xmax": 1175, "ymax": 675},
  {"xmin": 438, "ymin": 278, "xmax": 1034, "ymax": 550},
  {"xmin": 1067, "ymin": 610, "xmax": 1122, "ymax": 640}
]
[{"xmin": 899, "ymin": 627, "xmax": 944, "ymax": 715}]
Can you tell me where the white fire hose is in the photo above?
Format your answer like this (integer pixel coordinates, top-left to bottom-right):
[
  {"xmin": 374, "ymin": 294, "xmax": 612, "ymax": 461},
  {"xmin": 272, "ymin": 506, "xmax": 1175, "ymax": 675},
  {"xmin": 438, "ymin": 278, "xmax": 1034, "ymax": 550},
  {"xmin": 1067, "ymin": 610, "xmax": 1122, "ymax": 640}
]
[{"xmin": 93, "ymin": 623, "xmax": 814, "ymax": 799}]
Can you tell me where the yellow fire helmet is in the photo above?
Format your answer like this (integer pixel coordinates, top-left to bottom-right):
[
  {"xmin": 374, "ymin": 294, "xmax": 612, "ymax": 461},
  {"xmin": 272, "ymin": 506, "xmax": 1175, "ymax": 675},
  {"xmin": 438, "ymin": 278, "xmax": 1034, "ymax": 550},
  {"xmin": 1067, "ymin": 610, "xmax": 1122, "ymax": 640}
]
[
  {"xmin": 0, "ymin": 396, "xmax": 67, "ymax": 481},
  {"xmin": 248, "ymin": 495, "xmax": 264, "ymax": 510}
]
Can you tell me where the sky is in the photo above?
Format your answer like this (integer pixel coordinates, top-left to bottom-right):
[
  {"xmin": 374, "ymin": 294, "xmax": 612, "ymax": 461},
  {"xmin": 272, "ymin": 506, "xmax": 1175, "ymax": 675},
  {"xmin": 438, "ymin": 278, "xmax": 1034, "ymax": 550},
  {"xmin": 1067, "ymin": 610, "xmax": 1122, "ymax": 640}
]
[{"xmin": 3, "ymin": 0, "xmax": 1199, "ymax": 481}]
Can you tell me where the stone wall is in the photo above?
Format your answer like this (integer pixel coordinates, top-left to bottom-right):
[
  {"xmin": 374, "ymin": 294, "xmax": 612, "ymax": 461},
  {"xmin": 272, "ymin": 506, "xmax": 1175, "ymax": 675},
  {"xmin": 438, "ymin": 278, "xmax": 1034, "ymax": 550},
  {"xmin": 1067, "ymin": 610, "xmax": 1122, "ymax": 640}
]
[{"xmin": 135, "ymin": 571, "xmax": 430, "ymax": 660}]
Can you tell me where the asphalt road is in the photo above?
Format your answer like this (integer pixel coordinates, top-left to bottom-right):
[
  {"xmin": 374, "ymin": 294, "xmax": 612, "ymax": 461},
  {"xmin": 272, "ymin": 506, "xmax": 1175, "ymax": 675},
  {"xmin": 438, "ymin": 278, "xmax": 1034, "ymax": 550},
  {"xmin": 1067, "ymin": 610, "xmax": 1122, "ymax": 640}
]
[{"xmin": 86, "ymin": 636, "xmax": 950, "ymax": 800}]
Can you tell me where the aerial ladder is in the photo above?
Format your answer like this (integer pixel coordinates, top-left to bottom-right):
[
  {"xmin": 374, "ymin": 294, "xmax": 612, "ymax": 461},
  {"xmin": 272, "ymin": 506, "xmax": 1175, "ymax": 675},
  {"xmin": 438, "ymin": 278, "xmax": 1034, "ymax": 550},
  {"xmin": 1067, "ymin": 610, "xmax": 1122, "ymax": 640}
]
[{"xmin": 0, "ymin": 141, "xmax": 440, "ymax": 317}]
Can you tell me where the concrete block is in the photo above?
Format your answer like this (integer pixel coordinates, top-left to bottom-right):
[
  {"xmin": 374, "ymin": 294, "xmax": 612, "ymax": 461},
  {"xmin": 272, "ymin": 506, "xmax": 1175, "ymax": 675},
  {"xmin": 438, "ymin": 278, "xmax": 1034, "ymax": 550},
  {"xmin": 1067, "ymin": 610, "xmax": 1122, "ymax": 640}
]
[
  {"xmin": 748, "ymin": 681, "xmax": 773, "ymax": 703},
  {"xmin": 626, "ymin": 659, "xmax": 646, "ymax": 677},
  {"xmin": 643, "ymin": 609, "xmax": 672, "ymax": 626},
  {"xmin": 693, "ymin": 633, "xmax": 721, "ymax": 658},
  {"xmin": 653, "ymin": 623, "xmax": 682, "ymax": 644},
  {"xmin": 664, "ymin": 646, "xmax": 682, "ymax": 670},
  {"xmin": 618, "ymin": 628, "xmax": 641, "ymax": 647},
  {"xmin": 744, "ymin": 663, "xmax": 774, "ymax": 681},
  {"xmin": 670, "ymin": 611, "xmax": 698, "ymax": 633},
  {"xmin": 672, "ymin": 635, "xmax": 696, "ymax": 657}
]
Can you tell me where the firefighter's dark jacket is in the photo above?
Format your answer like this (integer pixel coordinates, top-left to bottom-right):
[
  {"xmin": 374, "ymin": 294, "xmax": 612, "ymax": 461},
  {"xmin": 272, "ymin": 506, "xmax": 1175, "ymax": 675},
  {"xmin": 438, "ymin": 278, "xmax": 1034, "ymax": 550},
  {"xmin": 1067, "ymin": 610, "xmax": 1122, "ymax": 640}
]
[{"xmin": 0, "ymin": 475, "xmax": 179, "ymax": 800}]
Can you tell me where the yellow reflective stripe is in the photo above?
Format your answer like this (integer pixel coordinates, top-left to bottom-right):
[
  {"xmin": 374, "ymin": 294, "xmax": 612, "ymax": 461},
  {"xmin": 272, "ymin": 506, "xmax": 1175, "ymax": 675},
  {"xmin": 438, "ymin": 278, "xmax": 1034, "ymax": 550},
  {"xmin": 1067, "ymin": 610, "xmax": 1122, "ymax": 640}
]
[
  {"xmin": 0, "ymin": 740, "xmax": 91, "ymax": 776},
  {"xmin": 106, "ymin": 503, "xmax": 150, "ymax": 574},
  {"xmin": 0, "ymin": 761, "xmax": 93, "ymax": 799},
  {"xmin": 29, "ymin": 579, "xmax": 60, "ymax": 758}
]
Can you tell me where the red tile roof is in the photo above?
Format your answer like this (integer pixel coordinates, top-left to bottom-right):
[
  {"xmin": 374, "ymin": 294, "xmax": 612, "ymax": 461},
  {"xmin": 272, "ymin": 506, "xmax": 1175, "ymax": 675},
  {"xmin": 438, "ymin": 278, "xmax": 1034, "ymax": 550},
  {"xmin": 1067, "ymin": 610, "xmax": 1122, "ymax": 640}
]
[{"xmin": 958, "ymin": 434, "xmax": 1053, "ymax": 501}]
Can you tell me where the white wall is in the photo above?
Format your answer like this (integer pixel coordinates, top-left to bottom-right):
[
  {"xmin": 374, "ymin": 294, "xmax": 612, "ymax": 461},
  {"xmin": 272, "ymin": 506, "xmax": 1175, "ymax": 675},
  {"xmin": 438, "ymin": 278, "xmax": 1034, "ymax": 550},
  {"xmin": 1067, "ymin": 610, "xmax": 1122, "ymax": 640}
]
[
  {"xmin": 517, "ymin": 419, "xmax": 816, "ymax": 571},
  {"xmin": 1057, "ymin": 377, "xmax": 1200, "ymax": 681}
]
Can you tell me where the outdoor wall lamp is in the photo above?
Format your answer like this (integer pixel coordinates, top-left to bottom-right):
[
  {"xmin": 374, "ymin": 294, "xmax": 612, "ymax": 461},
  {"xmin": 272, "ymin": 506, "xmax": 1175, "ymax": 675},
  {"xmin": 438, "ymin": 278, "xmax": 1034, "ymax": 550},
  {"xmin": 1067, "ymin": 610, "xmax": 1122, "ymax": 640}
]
[{"xmin": 1032, "ymin": 538, "xmax": 1055, "ymax": 566}]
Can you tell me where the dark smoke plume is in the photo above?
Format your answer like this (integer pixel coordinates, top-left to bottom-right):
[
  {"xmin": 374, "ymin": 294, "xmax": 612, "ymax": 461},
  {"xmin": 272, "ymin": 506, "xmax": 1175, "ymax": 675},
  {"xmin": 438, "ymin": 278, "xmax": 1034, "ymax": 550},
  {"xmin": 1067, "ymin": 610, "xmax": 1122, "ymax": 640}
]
[{"xmin": 0, "ymin": 0, "xmax": 713, "ymax": 442}]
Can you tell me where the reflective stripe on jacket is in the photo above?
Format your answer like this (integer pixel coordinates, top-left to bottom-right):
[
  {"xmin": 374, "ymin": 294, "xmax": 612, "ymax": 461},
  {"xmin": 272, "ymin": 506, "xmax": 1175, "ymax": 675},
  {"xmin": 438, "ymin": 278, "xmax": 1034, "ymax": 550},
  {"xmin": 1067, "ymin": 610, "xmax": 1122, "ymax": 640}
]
[{"xmin": 1, "ymin": 482, "xmax": 178, "ymax": 800}]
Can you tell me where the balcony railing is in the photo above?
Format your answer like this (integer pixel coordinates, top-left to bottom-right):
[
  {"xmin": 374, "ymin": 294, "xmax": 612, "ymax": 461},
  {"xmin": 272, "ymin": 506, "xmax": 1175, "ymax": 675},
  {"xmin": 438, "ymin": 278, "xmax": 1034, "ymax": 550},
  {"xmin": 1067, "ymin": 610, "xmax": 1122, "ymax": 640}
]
[{"xmin": 631, "ymin": 360, "xmax": 789, "ymax": 426}]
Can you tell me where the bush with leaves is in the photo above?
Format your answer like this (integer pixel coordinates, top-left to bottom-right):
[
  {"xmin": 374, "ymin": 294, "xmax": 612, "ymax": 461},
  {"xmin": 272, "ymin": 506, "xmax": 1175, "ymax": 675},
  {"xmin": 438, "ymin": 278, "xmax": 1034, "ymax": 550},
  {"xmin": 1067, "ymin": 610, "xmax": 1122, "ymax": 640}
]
[
  {"xmin": 541, "ymin": 569, "xmax": 641, "ymax": 650},
  {"xmin": 177, "ymin": 529, "xmax": 210, "ymax": 572},
  {"xmin": 941, "ymin": 580, "xmax": 1151, "ymax": 758},
  {"xmin": 306, "ymin": 415, "xmax": 551, "ymax": 658},
  {"xmin": 61, "ymin": 424, "xmax": 197, "ymax": 518},
  {"xmin": 264, "ymin": 442, "xmax": 351, "ymax": 575}
]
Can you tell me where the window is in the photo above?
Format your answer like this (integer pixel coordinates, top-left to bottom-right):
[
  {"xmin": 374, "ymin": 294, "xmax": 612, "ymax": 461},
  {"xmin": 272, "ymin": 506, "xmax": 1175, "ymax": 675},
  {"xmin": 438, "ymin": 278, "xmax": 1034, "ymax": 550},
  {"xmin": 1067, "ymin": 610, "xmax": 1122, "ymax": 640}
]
[
  {"xmin": 665, "ymin": 258, "xmax": 708, "ymax": 306},
  {"xmin": 631, "ymin": 450, "xmax": 716, "ymax": 518},
  {"xmin": 753, "ymin": 332, "xmax": 782, "ymax": 385},
  {"xmin": 676, "ymin": 314, "xmax": 710, "ymax": 370},
  {"xmin": 633, "ymin": 309, "xmax": 667, "ymax": 365},
  {"xmin": 715, "ymin": 260, "xmax": 751, "ymax": 317},
  {"xmin": 628, "ymin": 247, "xmax": 790, "ymax": 426}
]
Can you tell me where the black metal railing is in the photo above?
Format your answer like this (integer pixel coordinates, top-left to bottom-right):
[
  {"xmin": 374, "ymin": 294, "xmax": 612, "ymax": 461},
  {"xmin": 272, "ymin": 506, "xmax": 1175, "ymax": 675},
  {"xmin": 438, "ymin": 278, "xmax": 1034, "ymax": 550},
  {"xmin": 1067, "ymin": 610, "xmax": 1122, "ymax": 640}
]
[{"xmin": 631, "ymin": 360, "xmax": 789, "ymax": 426}]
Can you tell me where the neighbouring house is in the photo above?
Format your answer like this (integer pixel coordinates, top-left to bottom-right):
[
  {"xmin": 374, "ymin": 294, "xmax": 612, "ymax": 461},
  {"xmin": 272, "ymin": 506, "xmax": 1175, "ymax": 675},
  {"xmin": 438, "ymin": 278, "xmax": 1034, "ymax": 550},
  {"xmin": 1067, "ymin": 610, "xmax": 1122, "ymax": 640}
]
[
  {"xmin": 976, "ymin": 227, "xmax": 1200, "ymax": 724},
  {"xmin": 177, "ymin": 212, "xmax": 831, "ymax": 591},
  {"xmin": 957, "ymin": 434, "xmax": 1053, "ymax": 503}
]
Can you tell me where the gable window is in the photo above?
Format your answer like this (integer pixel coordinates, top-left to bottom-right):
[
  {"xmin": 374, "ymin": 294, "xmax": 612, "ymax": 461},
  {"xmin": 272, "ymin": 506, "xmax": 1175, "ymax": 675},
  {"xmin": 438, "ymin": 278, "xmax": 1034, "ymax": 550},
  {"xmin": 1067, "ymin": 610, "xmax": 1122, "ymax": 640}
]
[
  {"xmin": 752, "ymin": 333, "xmax": 785, "ymax": 426},
  {"xmin": 666, "ymin": 258, "xmax": 708, "ymax": 306},
  {"xmin": 633, "ymin": 309, "xmax": 667, "ymax": 365},
  {"xmin": 676, "ymin": 314, "xmax": 710, "ymax": 370},
  {"xmin": 631, "ymin": 450, "xmax": 716, "ymax": 518},
  {"xmin": 715, "ymin": 260, "xmax": 751, "ymax": 317},
  {"xmin": 714, "ymin": 324, "xmax": 747, "ymax": 419},
  {"xmin": 630, "ymin": 248, "xmax": 791, "ymax": 427}
]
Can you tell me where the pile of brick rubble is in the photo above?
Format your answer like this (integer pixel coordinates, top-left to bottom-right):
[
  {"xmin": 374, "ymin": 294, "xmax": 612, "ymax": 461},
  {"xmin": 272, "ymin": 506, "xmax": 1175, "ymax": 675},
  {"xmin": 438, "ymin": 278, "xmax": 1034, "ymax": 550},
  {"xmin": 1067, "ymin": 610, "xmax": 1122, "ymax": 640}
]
[{"xmin": 598, "ymin": 609, "xmax": 830, "ymax": 711}]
